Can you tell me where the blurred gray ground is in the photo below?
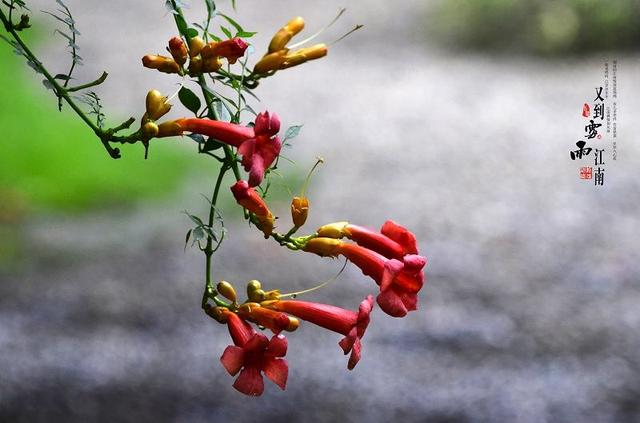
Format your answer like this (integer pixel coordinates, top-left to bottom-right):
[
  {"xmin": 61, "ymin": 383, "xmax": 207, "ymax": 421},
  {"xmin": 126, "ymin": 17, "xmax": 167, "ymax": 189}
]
[{"xmin": 2, "ymin": 1, "xmax": 640, "ymax": 422}]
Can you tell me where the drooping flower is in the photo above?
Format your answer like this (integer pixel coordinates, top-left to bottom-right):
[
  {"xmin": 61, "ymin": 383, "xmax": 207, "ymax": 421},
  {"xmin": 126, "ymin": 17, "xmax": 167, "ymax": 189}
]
[
  {"xmin": 290, "ymin": 196, "xmax": 309, "ymax": 228},
  {"xmin": 176, "ymin": 111, "xmax": 281, "ymax": 186},
  {"xmin": 304, "ymin": 238, "xmax": 426, "ymax": 318},
  {"xmin": 141, "ymin": 54, "xmax": 181, "ymax": 74},
  {"xmin": 238, "ymin": 111, "xmax": 281, "ymax": 186},
  {"xmin": 219, "ymin": 311, "xmax": 288, "ymax": 396},
  {"xmin": 230, "ymin": 180, "xmax": 275, "ymax": 237},
  {"xmin": 317, "ymin": 220, "xmax": 419, "ymax": 261},
  {"xmin": 263, "ymin": 295, "xmax": 374, "ymax": 369}
]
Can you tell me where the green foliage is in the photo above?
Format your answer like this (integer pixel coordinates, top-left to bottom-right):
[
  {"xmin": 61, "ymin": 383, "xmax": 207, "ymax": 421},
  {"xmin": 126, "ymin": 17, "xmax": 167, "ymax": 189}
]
[
  {"xmin": 426, "ymin": 0, "xmax": 640, "ymax": 55},
  {"xmin": 0, "ymin": 32, "xmax": 194, "ymax": 215}
]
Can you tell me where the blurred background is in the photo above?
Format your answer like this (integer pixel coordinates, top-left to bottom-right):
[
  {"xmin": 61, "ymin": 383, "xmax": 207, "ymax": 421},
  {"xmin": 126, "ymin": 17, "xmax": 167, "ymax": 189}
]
[{"xmin": 1, "ymin": 0, "xmax": 639, "ymax": 422}]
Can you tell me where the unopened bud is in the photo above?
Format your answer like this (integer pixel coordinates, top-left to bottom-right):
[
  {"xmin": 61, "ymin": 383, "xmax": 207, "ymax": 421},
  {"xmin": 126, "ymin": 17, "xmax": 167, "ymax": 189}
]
[
  {"xmin": 303, "ymin": 237, "xmax": 342, "ymax": 257},
  {"xmin": 291, "ymin": 196, "xmax": 309, "ymax": 228},
  {"xmin": 200, "ymin": 42, "xmax": 219, "ymax": 59},
  {"xmin": 286, "ymin": 316, "xmax": 300, "ymax": 331},
  {"xmin": 281, "ymin": 44, "xmax": 328, "ymax": 69},
  {"xmin": 142, "ymin": 55, "xmax": 181, "ymax": 74},
  {"xmin": 202, "ymin": 56, "xmax": 222, "ymax": 73},
  {"xmin": 216, "ymin": 281, "xmax": 237, "ymax": 303},
  {"xmin": 253, "ymin": 50, "xmax": 288, "ymax": 75},
  {"xmin": 188, "ymin": 36, "xmax": 206, "ymax": 57},
  {"xmin": 316, "ymin": 221, "xmax": 349, "ymax": 239},
  {"xmin": 268, "ymin": 16, "xmax": 305, "ymax": 53},
  {"xmin": 145, "ymin": 89, "xmax": 172, "ymax": 121},
  {"xmin": 141, "ymin": 122, "xmax": 159, "ymax": 139},
  {"xmin": 188, "ymin": 56, "xmax": 203, "ymax": 76},
  {"xmin": 168, "ymin": 36, "xmax": 188, "ymax": 66}
]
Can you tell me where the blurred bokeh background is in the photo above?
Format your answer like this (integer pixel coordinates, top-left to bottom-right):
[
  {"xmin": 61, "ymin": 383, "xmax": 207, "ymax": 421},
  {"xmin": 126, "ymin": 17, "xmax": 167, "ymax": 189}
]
[{"xmin": 1, "ymin": 0, "xmax": 639, "ymax": 422}]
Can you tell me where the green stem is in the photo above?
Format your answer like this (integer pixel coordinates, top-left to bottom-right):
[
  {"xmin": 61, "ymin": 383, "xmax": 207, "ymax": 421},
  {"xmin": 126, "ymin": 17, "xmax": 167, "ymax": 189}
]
[
  {"xmin": 0, "ymin": 8, "xmax": 141, "ymax": 158},
  {"xmin": 66, "ymin": 71, "xmax": 109, "ymax": 92}
]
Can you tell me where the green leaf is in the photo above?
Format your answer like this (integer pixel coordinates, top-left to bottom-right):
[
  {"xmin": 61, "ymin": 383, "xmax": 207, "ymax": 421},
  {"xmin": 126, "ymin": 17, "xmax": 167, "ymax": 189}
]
[
  {"xmin": 192, "ymin": 226, "xmax": 205, "ymax": 241},
  {"xmin": 283, "ymin": 125, "xmax": 303, "ymax": 142},
  {"xmin": 186, "ymin": 28, "xmax": 199, "ymax": 38},
  {"xmin": 202, "ymin": 137, "xmax": 224, "ymax": 152},
  {"xmin": 204, "ymin": 0, "xmax": 216, "ymax": 15},
  {"xmin": 236, "ymin": 31, "xmax": 257, "ymax": 38},
  {"xmin": 184, "ymin": 228, "xmax": 192, "ymax": 250},
  {"xmin": 218, "ymin": 13, "xmax": 243, "ymax": 34},
  {"xmin": 220, "ymin": 25, "xmax": 233, "ymax": 39},
  {"xmin": 175, "ymin": 13, "xmax": 189, "ymax": 36},
  {"xmin": 214, "ymin": 100, "xmax": 231, "ymax": 122},
  {"xmin": 178, "ymin": 87, "xmax": 201, "ymax": 115},
  {"xmin": 53, "ymin": 73, "xmax": 71, "ymax": 81}
]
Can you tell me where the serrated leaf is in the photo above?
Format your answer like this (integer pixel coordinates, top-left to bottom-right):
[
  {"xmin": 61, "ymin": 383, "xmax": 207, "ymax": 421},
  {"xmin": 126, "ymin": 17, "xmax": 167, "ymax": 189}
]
[
  {"xmin": 220, "ymin": 25, "xmax": 232, "ymax": 39},
  {"xmin": 178, "ymin": 87, "xmax": 201, "ymax": 115},
  {"xmin": 284, "ymin": 125, "xmax": 303, "ymax": 142}
]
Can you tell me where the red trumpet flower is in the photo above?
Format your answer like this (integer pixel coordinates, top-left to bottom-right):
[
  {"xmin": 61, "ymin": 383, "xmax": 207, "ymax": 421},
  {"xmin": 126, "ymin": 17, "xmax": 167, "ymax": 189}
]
[
  {"xmin": 220, "ymin": 311, "xmax": 288, "ymax": 396},
  {"xmin": 304, "ymin": 238, "xmax": 426, "ymax": 318},
  {"xmin": 177, "ymin": 111, "xmax": 281, "ymax": 186},
  {"xmin": 317, "ymin": 220, "xmax": 419, "ymax": 261},
  {"xmin": 264, "ymin": 295, "xmax": 374, "ymax": 369}
]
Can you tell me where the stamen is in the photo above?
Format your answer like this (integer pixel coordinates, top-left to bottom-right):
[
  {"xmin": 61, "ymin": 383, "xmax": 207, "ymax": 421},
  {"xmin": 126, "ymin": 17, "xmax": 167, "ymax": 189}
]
[
  {"xmin": 300, "ymin": 156, "xmax": 324, "ymax": 197},
  {"xmin": 287, "ymin": 8, "xmax": 346, "ymax": 49},
  {"xmin": 166, "ymin": 81, "xmax": 186, "ymax": 103},
  {"xmin": 328, "ymin": 24, "xmax": 364, "ymax": 47},
  {"xmin": 279, "ymin": 259, "xmax": 348, "ymax": 298}
]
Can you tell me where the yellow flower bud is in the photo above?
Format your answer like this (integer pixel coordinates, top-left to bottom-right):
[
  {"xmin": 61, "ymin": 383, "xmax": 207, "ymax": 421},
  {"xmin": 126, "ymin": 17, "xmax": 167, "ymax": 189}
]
[
  {"xmin": 142, "ymin": 55, "xmax": 181, "ymax": 74},
  {"xmin": 281, "ymin": 44, "xmax": 328, "ymax": 69},
  {"xmin": 188, "ymin": 36, "xmax": 206, "ymax": 57},
  {"xmin": 141, "ymin": 122, "xmax": 159, "ymax": 140},
  {"xmin": 253, "ymin": 50, "xmax": 289, "ymax": 75},
  {"xmin": 268, "ymin": 16, "xmax": 305, "ymax": 53},
  {"xmin": 202, "ymin": 56, "xmax": 222, "ymax": 73},
  {"xmin": 286, "ymin": 316, "xmax": 300, "ymax": 332},
  {"xmin": 188, "ymin": 56, "xmax": 203, "ymax": 76},
  {"xmin": 291, "ymin": 196, "xmax": 309, "ymax": 228},
  {"xmin": 303, "ymin": 237, "xmax": 342, "ymax": 257},
  {"xmin": 316, "ymin": 221, "xmax": 349, "ymax": 239},
  {"xmin": 216, "ymin": 281, "xmax": 237, "ymax": 303},
  {"xmin": 145, "ymin": 90, "xmax": 172, "ymax": 121}
]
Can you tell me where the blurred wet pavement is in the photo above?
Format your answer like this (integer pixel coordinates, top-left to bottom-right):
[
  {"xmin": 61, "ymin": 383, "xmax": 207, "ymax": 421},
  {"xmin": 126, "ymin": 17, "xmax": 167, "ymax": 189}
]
[{"xmin": 1, "ymin": 1, "xmax": 640, "ymax": 422}]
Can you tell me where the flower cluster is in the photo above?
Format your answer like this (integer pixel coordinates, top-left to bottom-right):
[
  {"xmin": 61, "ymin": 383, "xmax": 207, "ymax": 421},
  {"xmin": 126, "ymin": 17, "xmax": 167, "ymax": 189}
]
[
  {"xmin": 134, "ymin": 8, "xmax": 426, "ymax": 397},
  {"xmin": 143, "ymin": 36, "xmax": 248, "ymax": 76}
]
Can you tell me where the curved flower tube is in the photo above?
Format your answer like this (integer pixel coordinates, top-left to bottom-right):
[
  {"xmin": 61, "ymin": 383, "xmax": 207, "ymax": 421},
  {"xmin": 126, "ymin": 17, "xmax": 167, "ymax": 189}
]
[
  {"xmin": 304, "ymin": 238, "xmax": 426, "ymax": 318},
  {"xmin": 230, "ymin": 180, "xmax": 275, "ymax": 237},
  {"xmin": 220, "ymin": 311, "xmax": 288, "ymax": 396},
  {"xmin": 176, "ymin": 111, "xmax": 281, "ymax": 186},
  {"xmin": 317, "ymin": 220, "xmax": 419, "ymax": 261},
  {"xmin": 263, "ymin": 295, "xmax": 374, "ymax": 369}
]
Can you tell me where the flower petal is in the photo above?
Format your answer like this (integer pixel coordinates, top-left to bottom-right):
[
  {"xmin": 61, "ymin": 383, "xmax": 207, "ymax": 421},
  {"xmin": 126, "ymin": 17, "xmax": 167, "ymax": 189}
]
[
  {"xmin": 220, "ymin": 345, "xmax": 244, "ymax": 376},
  {"xmin": 381, "ymin": 259, "xmax": 403, "ymax": 292},
  {"xmin": 380, "ymin": 220, "xmax": 418, "ymax": 255},
  {"xmin": 233, "ymin": 367, "xmax": 264, "ymax": 396},
  {"xmin": 248, "ymin": 154, "xmax": 266, "ymax": 187},
  {"xmin": 338, "ymin": 327, "xmax": 357, "ymax": 354},
  {"xmin": 263, "ymin": 357, "xmax": 288, "ymax": 390},
  {"xmin": 347, "ymin": 338, "xmax": 362, "ymax": 370},
  {"xmin": 244, "ymin": 332, "xmax": 270, "ymax": 353},
  {"xmin": 267, "ymin": 334, "xmax": 288, "ymax": 357},
  {"xmin": 377, "ymin": 288, "xmax": 408, "ymax": 318}
]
